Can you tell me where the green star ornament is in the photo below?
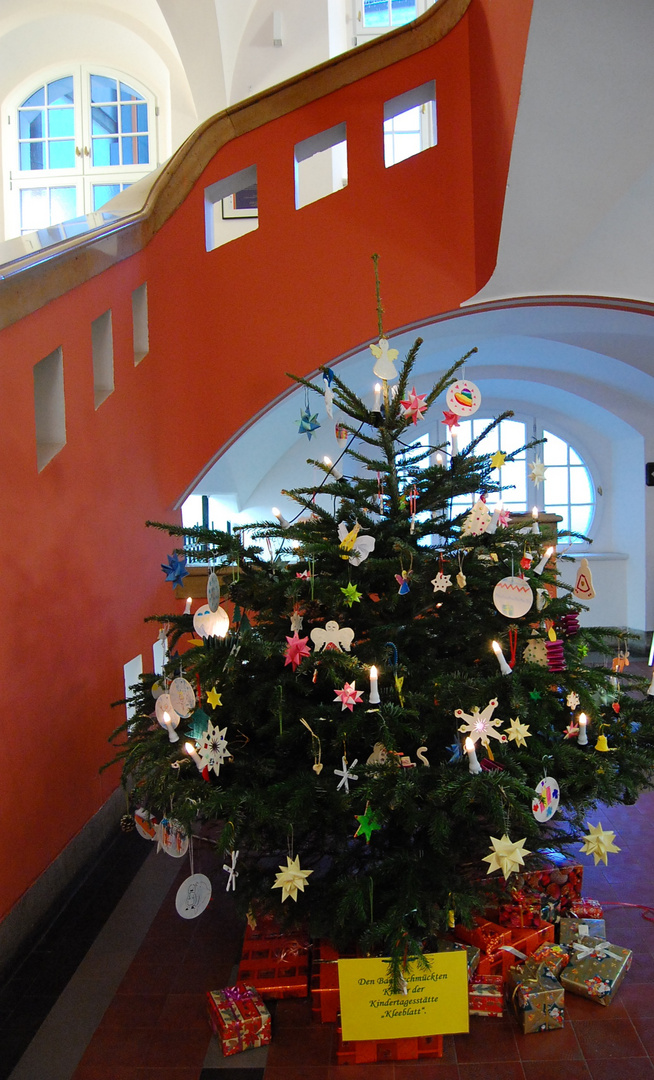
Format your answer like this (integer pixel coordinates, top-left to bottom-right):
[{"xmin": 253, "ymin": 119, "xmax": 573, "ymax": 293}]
[
  {"xmin": 355, "ymin": 803, "xmax": 381, "ymax": 843},
  {"xmin": 341, "ymin": 583, "xmax": 362, "ymax": 607}
]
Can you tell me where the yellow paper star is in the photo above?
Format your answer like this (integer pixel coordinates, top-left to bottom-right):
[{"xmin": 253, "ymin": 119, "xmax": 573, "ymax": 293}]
[
  {"xmin": 206, "ymin": 686, "xmax": 222, "ymax": 709},
  {"xmin": 504, "ymin": 716, "xmax": 531, "ymax": 748},
  {"xmin": 490, "ymin": 451, "xmax": 506, "ymax": 469},
  {"xmin": 271, "ymin": 855, "xmax": 313, "ymax": 902},
  {"xmin": 483, "ymin": 834, "xmax": 531, "ymax": 880},
  {"xmin": 580, "ymin": 822, "xmax": 621, "ymax": 865},
  {"xmin": 341, "ymin": 583, "xmax": 362, "ymax": 607}
]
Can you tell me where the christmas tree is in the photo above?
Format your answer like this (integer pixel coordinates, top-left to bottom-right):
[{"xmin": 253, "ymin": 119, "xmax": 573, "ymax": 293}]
[{"xmin": 111, "ymin": 269, "xmax": 654, "ymax": 986}]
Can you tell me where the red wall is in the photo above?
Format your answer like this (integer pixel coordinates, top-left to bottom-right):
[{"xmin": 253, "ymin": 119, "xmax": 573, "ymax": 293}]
[{"xmin": 0, "ymin": 0, "xmax": 532, "ymax": 925}]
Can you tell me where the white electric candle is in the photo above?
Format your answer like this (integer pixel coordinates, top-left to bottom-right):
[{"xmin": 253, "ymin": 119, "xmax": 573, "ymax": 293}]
[
  {"xmin": 184, "ymin": 741, "xmax": 204, "ymax": 770},
  {"xmin": 487, "ymin": 504, "xmax": 502, "ymax": 535},
  {"xmin": 532, "ymin": 506, "xmax": 540, "ymax": 534},
  {"xmin": 373, "ymin": 383, "xmax": 382, "ymax": 411},
  {"xmin": 272, "ymin": 506, "xmax": 290, "ymax": 528},
  {"xmin": 577, "ymin": 713, "xmax": 588, "ymax": 745},
  {"xmin": 162, "ymin": 710, "xmax": 180, "ymax": 743},
  {"xmin": 323, "ymin": 455, "xmax": 342, "ymax": 480},
  {"xmin": 534, "ymin": 546, "xmax": 555, "ymax": 575},
  {"xmin": 369, "ymin": 665, "xmax": 380, "ymax": 704},
  {"xmin": 464, "ymin": 736, "xmax": 482, "ymax": 775},
  {"xmin": 184, "ymin": 597, "xmax": 192, "ymax": 615},
  {"xmin": 492, "ymin": 640, "xmax": 513, "ymax": 676},
  {"xmin": 450, "ymin": 429, "xmax": 458, "ymax": 457}
]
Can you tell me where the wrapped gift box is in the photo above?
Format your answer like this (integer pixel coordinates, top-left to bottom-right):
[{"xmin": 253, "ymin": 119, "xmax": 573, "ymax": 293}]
[
  {"xmin": 570, "ymin": 897, "xmax": 603, "ymax": 919},
  {"xmin": 525, "ymin": 943, "xmax": 570, "ymax": 979},
  {"xmin": 494, "ymin": 887, "xmax": 543, "ymax": 929},
  {"xmin": 469, "ymin": 974, "xmax": 503, "ymax": 1016},
  {"xmin": 206, "ymin": 983, "xmax": 271, "ymax": 1056},
  {"xmin": 238, "ymin": 924, "xmax": 309, "ymax": 999},
  {"xmin": 507, "ymin": 964, "xmax": 565, "ymax": 1033},
  {"xmin": 516, "ymin": 861, "xmax": 583, "ymax": 916},
  {"xmin": 559, "ymin": 917, "xmax": 606, "ymax": 946},
  {"xmin": 499, "ymin": 924, "xmax": 555, "ymax": 979},
  {"xmin": 434, "ymin": 937, "xmax": 480, "ymax": 982},
  {"xmin": 560, "ymin": 937, "xmax": 632, "ymax": 1006}
]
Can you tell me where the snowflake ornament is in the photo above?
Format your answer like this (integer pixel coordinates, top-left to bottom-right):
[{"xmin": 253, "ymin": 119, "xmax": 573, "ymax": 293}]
[
  {"xmin": 284, "ymin": 631, "xmax": 311, "ymax": 671},
  {"xmin": 580, "ymin": 822, "xmax": 621, "ymax": 865},
  {"xmin": 334, "ymin": 681, "xmax": 364, "ymax": 711},
  {"xmin": 370, "ymin": 337, "xmax": 399, "ymax": 381},
  {"xmin": 400, "ymin": 387, "xmax": 429, "ymax": 425},
  {"xmin": 161, "ymin": 553, "xmax": 189, "ymax": 588},
  {"xmin": 455, "ymin": 698, "xmax": 507, "ymax": 749},
  {"xmin": 223, "ymin": 850, "xmax": 239, "ymax": 891},
  {"xmin": 483, "ymin": 834, "xmax": 531, "ymax": 880},
  {"xmin": 198, "ymin": 721, "xmax": 229, "ymax": 776},
  {"xmin": 272, "ymin": 855, "xmax": 313, "ymax": 902},
  {"xmin": 504, "ymin": 716, "xmax": 531, "ymax": 748},
  {"xmin": 567, "ymin": 691, "xmax": 580, "ymax": 710},
  {"xmin": 431, "ymin": 572, "xmax": 452, "ymax": 593},
  {"xmin": 334, "ymin": 755, "xmax": 359, "ymax": 793}
]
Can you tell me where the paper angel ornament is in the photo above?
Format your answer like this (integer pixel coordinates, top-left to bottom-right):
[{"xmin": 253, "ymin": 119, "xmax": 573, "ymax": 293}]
[
  {"xmin": 310, "ymin": 620, "xmax": 354, "ymax": 653},
  {"xmin": 338, "ymin": 521, "xmax": 375, "ymax": 565},
  {"xmin": 370, "ymin": 337, "xmax": 399, "ymax": 381}
]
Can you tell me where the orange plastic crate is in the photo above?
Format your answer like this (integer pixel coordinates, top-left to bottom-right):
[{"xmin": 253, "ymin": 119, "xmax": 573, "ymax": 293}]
[{"xmin": 336, "ymin": 1029, "xmax": 443, "ymax": 1064}]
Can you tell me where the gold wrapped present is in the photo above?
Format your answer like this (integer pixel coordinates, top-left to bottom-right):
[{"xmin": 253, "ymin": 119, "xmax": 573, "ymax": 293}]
[
  {"xmin": 507, "ymin": 963, "xmax": 565, "ymax": 1033},
  {"xmin": 559, "ymin": 917, "xmax": 606, "ymax": 946},
  {"xmin": 559, "ymin": 937, "xmax": 632, "ymax": 1006},
  {"xmin": 434, "ymin": 937, "xmax": 480, "ymax": 982}
]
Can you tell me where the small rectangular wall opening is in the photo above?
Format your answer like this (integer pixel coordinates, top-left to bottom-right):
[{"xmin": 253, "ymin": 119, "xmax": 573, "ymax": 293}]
[
  {"xmin": 123, "ymin": 654, "xmax": 143, "ymax": 723},
  {"xmin": 34, "ymin": 346, "xmax": 66, "ymax": 472},
  {"xmin": 384, "ymin": 81, "xmax": 436, "ymax": 167},
  {"xmin": 91, "ymin": 310, "xmax": 114, "ymax": 408},
  {"xmin": 205, "ymin": 165, "xmax": 258, "ymax": 252},
  {"xmin": 294, "ymin": 122, "xmax": 348, "ymax": 209},
  {"xmin": 132, "ymin": 283, "xmax": 149, "ymax": 365}
]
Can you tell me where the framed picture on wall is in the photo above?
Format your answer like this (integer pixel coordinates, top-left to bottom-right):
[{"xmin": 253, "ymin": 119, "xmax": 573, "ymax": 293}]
[{"xmin": 222, "ymin": 183, "xmax": 258, "ymax": 219}]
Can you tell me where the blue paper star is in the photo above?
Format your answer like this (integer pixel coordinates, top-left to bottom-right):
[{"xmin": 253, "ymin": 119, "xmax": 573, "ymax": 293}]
[
  {"xmin": 447, "ymin": 741, "xmax": 463, "ymax": 764},
  {"xmin": 161, "ymin": 552, "xmax": 188, "ymax": 587},
  {"xmin": 297, "ymin": 405, "xmax": 320, "ymax": 440}
]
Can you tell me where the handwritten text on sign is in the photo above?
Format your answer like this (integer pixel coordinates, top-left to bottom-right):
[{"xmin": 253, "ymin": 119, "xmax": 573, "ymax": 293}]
[{"xmin": 337, "ymin": 952, "xmax": 469, "ymax": 1041}]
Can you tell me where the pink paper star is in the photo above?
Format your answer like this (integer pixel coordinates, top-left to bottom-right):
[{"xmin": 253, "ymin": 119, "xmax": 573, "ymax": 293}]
[
  {"xmin": 284, "ymin": 632, "xmax": 311, "ymax": 671},
  {"xmin": 442, "ymin": 410, "xmax": 460, "ymax": 430},
  {"xmin": 497, "ymin": 508, "xmax": 511, "ymax": 527},
  {"xmin": 296, "ymin": 569, "xmax": 311, "ymax": 580},
  {"xmin": 563, "ymin": 721, "xmax": 580, "ymax": 739},
  {"xmin": 400, "ymin": 387, "xmax": 428, "ymax": 425},
  {"xmin": 333, "ymin": 681, "xmax": 364, "ymax": 711}
]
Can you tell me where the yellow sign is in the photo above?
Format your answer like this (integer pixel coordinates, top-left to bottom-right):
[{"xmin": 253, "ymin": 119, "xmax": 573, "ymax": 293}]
[{"xmin": 338, "ymin": 951, "xmax": 469, "ymax": 1042}]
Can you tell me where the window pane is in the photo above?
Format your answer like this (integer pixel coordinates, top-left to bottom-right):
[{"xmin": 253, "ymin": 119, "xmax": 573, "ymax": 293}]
[
  {"xmin": 137, "ymin": 135, "xmax": 149, "ymax": 163},
  {"xmin": 19, "ymin": 110, "xmax": 43, "ymax": 139},
  {"xmin": 23, "ymin": 87, "xmax": 45, "ymax": 108},
  {"xmin": 391, "ymin": 0, "xmax": 417, "ymax": 25},
  {"xmin": 543, "ymin": 466, "xmax": 568, "ymax": 504},
  {"xmin": 542, "ymin": 430, "xmax": 568, "ymax": 466},
  {"xmin": 92, "ymin": 137, "xmax": 119, "ymax": 166},
  {"xmin": 47, "ymin": 77, "xmax": 74, "ymax": 106},
  {"xmin": 570, "ymin": 505, "xmax": 593, "ymax": 537},
  {"xmin": 20, "ymin": 141, "xmax": 44, "ymax": 170},
  {"xmin": 547, "ymin": 505, "xmax": 569, "ymax": 533},
  {"xmin": 363, "ymin": 0, "xmax": 391, "ymax": 27},
  {"xmin": 569, "ymin": 446, "xmax": 583, "ymax": 466},
  {"xmin": 121, "ymin": 102, "xmax": 148, "ymax": 133},
  {"xmin": 49, "ymin": 186, "xmax": 77, "ymax": 223},
  {"xmin": 501, "ymin": 459, "xmax": 526, "ymax": 502},
  {"xmin": 48, "ymin": 108, "xmax": 74, "ymax": 138},
  {"xmin": 20, "ymin": 187, "xmax": 48, "ymax": 231},
  {"xmin": 90, "ymin": 75, "xmax": 117, "ymax": 102},
  {"xmin": 498, "ymin": 419, "xmax": 526, "ymax": 455},
  {"xmin": 48, "ymin": 140, "xmax": 75, "ymax": 169},
  {"xmin": 93, "ymin": 183, "xmax": 121, "ymax": 210},
  {"xmin": 92, "ymin": 105, "xmax": 118, "ymax": 135},
  {"xmin": 122, "ymin": 135, "xmax": 136, "ymax": 165},
  {"xmin": 389, "ymin": 132, "xmax": 421, "ymax": 164},
  {"xmin": 569, "ymin": 467, "xmax": 592, "ymax": 504},
  {"xmin": 119, "ymin": 81, "xmax": 144, "ymax": 102}
]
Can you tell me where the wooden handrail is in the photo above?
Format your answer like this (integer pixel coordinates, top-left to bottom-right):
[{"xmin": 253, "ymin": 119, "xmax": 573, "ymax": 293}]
[{"xmin": 0, "ymin": 0, "xmax": 471, "ymax": 331}]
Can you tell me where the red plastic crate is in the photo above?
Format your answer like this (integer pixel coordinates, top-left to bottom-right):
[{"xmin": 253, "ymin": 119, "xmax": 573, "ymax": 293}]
[
  {"xmin": 336, "ymin": 1028, "xmax": 443, "ymax": 1064},
  {"xmin": 237, "ymin": 925, "xmax": 309, "ymax": 999},
  {"xmin": 311, "ymin": 940, "xmax": 345, "ymax": 1024}
]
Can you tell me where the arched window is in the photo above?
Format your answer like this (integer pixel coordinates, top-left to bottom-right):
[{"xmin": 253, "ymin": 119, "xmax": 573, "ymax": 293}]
[
  {"xmin": 6, "ymin": 68, "xmax": 157, "ymax": 237},
  {"xmin": 448, "ymin": 418, "xmax": 595, "ymax": 541}
]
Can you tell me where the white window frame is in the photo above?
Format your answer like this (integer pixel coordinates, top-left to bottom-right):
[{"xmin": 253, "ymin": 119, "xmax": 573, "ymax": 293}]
[
  {"xmin": 352, "ymin": 0, "xmax": 434, "ymax": 45},
  {"xmin": 3, "ymin": 64, "xmax": 158, "ymax": 239},
  {"xmin": 383, "ymin": 81, "xmax": 436, "ymax": 168}
]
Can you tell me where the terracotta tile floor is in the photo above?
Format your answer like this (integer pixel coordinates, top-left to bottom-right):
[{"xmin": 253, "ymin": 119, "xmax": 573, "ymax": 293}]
[{"xmin": 5, "ymin": 790, "xmax": 654, "ymax": 1079}]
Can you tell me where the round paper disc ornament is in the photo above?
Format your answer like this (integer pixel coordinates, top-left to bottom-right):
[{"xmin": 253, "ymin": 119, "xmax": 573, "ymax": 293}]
[
  {"xmin": 445, "ymin": 380, "xmax": 481, "ymax": 417},
  {"xmin": 151, "ymin": 680, "xmax": 165, "ymax": 700},
  {"xmin": 169, "ymin": 676, "xmax": 196, "ymax": 717},
  {"xmin": 175, "ymin": 873, "xmax": 212, "ymax": 919},
  {"xmin": 160, "ymin": 819, "xmax": 189, "ymax": 858},
  {"xmin": 532, "ymin": 777, "xmax": 560, "ymax": 822},
  {"xmin": 155, "ymin": 693, "xmax": 181, "ymax": 729},
  {"xmin": 207, "ymin": 571, "xmax": 220, "ymax": 613},
  {"xmin": 193, "ymin": 603, "xmax": 230, "ymax": 640},
  {"xmin": 134, "ymin": 807, "xmax": 158, "ymax": 841},
  {"xmin": 493, "ymin": 576, "xmax": 534, "ymax": 618}
]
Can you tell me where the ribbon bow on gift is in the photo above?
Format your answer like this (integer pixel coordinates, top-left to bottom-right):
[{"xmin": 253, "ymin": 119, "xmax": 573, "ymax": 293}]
[{"xmin": 571, "ymin": 940, "xmax": 622, "ymax": 963}]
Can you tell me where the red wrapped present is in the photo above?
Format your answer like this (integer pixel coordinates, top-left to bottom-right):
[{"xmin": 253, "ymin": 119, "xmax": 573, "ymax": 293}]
[
  {"xmin": 206, "ymin": 983, "xmax": 271, "ymax": 1056},
  {"xmin": 495, "ymin": 888, "xmax": 543, "ymax": 929},
  {"xmin": 499, "ymin": 924, "xmax": 555, "ymax": 979},
  {"xmin": 469, "ymin": 974, "xmax": 503, "ymax": 1016},
  {"xmin": 336, "ymin": 1029, "xmax": 443, "ymax": 1064},
  {"xmin": 238, "ymin": 924, "xmax": 309, "ymax": 999},
  {"xmin": 570, "ymin": 897, "xmax": 603, "ymax": 919},
  {"xmin": 515, "ymin": 861, "xmax": 583, "ymax": 915}
]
